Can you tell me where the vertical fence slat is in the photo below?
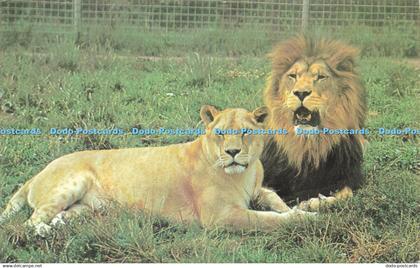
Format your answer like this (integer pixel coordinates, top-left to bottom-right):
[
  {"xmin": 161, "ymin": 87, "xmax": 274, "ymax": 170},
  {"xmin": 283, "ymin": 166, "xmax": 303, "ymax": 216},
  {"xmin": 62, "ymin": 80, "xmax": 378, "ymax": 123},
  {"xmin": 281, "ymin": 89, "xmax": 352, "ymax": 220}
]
[
  {"xmin": 74, "ymin": 0, "xmax": 81, "ymax": 42},
  {"xmin": 302, "ymin": 0, "xmax": 309, "ymax": 31}
]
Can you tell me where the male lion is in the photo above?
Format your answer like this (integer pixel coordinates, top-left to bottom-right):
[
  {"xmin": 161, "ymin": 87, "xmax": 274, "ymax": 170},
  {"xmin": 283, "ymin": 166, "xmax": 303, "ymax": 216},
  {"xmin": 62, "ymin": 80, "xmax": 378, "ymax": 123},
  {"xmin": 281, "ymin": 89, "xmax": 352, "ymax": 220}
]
[
  {"xmin": 261, "ymin": 35, "xmax": 367, "ymax": 210},
  {"xmin": 1, "ymin": 106, "xmax": 312, "ymax": 236}
]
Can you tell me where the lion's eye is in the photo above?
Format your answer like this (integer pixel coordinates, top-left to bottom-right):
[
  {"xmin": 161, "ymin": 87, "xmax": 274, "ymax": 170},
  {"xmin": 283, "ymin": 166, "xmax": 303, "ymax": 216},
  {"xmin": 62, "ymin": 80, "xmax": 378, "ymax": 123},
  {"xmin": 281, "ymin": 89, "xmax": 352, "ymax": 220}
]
[
  {"xmin": 316, "ymin": 74, "xmax": 327, "ymax": 81},
  {"xmin": 288, "ymin": 73, "xmax": 297, "ymax": 80}
]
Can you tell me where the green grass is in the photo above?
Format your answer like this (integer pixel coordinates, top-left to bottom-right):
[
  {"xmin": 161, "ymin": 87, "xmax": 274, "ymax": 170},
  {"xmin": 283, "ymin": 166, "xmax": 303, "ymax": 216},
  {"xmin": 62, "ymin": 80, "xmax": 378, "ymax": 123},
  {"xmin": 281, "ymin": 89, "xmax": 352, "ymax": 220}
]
[
  {"xmin": 0, "ymin": 41, "xmax": 419, "ymax": 263},
  {"xmin": 1, "ymin": 23, "xmax": 418, "ymax": 57}
]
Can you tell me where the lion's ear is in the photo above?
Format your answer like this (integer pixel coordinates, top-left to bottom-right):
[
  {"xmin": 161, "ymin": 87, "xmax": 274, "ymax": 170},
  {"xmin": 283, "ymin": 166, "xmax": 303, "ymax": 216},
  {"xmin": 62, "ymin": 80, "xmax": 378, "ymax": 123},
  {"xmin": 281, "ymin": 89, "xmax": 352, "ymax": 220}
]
[
  {"xmin": 329, "ymin": 45, "xmax": 359, "ymax": 72},
  {"xmin": 200, "ymin": 105, "xmax": 219, "ymax": 126},
  {"xmin": 253, "ymin": 106, "xmax": 269, "ymax": 124},
  {"xmin": 336, "ymin": 56, "xmax": 355, "ymax": 72}
]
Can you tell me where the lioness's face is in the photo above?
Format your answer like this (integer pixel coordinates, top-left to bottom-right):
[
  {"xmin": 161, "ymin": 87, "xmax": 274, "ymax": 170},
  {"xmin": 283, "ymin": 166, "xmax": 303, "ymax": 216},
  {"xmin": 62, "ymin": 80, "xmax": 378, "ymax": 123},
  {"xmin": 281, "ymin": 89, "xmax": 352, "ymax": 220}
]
[
  {"xmin": 200, "ymin": 105, "xmax": 268, "ymax": 175},
  {"xmin": 281, "ymin": 59, "xmax": 337, "ymax": 130}
]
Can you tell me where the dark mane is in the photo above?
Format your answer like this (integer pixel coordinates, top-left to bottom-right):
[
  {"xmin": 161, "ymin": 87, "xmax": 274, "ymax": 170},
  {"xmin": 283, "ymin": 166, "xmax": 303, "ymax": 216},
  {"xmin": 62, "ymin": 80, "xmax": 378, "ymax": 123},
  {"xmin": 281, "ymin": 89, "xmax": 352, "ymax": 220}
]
[
  {"xmin": 262, "ymin": 35, "xmax": 367, "ymax": 200},
  {"xmin": 262, "ymin": 135, "xmax": 364, "ymax": 201}
]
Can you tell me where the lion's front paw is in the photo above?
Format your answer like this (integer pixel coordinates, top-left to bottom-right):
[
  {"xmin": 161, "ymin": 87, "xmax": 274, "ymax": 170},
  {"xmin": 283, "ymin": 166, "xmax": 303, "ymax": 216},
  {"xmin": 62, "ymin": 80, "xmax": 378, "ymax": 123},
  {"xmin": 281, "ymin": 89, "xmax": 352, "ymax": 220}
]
[{"xmin": 297, "ymin": 194, "xmax": 337, "ymax": 211}]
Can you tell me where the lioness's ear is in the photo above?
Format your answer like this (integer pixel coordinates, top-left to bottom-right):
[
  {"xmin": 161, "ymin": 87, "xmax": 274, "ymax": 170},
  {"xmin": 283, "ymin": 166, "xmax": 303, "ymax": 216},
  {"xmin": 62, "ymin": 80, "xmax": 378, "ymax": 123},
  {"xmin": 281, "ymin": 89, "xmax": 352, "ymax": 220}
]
[
  {"xmin": 253, "ymin": 106, "xmax": 269, "ymax": 123},
  {"xmin": 200, "ymin": 105, "xmax": 219, "ymax": 125}
]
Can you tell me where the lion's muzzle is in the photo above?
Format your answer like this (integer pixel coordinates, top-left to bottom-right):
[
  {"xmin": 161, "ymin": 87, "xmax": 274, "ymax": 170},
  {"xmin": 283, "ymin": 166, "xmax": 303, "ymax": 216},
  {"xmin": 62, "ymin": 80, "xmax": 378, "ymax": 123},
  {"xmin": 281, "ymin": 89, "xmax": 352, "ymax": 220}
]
[
  {"xmin": 293, "ymin": 90, "xmax": 311, "ymax": 101},
  {"xmin": 293, "ymin": 107, "xmax": 320, "ymax": 127}
]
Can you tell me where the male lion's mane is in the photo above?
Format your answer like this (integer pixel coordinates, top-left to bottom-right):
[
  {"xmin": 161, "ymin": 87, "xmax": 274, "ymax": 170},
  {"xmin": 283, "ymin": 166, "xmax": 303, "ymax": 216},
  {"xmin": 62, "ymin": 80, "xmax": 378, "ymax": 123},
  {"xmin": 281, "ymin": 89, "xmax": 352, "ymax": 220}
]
[{"xmin": 262, "ymin": 35, "xmax": 367, "ymax": 201}]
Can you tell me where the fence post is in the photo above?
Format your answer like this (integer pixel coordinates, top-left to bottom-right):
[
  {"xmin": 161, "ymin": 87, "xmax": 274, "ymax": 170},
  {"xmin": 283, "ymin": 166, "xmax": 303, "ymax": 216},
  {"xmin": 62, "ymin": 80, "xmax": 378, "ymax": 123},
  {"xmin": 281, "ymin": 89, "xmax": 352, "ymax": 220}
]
[
  {"xmin": 74, "ymin": 0, "xmax": 81, "ymax": 43},
  {"xmin": 302, "ymin": 0, "xmax": 309, "ymax": 32}
]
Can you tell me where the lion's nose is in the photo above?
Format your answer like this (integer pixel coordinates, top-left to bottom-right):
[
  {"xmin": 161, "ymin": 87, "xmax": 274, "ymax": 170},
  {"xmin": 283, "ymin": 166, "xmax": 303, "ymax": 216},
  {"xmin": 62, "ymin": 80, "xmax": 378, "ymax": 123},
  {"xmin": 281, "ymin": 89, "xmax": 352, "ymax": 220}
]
[
  {"xmin": 293, "ymin": 90, "xmax": 312, "ymax": 101},
  {"xmin": 225, "ymin": 149, "xmax": 241, "ymax": 157}
]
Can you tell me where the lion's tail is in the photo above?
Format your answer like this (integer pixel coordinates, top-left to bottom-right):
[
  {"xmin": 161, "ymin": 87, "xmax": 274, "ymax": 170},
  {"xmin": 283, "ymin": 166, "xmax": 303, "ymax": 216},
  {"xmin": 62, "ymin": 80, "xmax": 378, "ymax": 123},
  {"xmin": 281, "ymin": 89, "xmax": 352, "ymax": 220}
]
[{"xmin": 0, "ymin": 179, "xmax": 31, "ymax": 224}]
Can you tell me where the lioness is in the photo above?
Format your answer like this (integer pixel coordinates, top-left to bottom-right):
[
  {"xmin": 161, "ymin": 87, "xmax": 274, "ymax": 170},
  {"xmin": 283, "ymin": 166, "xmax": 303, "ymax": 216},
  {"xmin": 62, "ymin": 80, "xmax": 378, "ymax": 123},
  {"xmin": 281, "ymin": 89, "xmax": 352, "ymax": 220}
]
[{"xmin": 0, "ymin": 106, "xmax": 312, "ymax": 236}]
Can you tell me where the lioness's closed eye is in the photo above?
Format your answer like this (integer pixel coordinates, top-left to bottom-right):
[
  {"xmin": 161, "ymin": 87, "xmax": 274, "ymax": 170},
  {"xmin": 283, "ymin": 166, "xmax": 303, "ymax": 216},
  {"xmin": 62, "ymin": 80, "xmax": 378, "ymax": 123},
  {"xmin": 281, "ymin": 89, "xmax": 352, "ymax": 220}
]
[{"xmin": 0, "ymin": 106, "xmax": 314, "ymax": 236}]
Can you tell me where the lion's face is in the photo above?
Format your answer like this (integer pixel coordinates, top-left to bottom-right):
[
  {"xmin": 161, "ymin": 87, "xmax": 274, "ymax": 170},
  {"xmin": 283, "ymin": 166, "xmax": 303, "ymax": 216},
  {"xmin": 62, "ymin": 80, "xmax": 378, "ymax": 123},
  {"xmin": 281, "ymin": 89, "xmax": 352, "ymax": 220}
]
[
  {"xmin": 282, "ymin": 59, "xmax": 337, "ymax": 131},
  {"xmin": 200, "ymin": 105, "xmax": 268, "ymax": 175},
  {"xmin": 263, "ymin": 35, "xmax": 367, "ymax": 169}
]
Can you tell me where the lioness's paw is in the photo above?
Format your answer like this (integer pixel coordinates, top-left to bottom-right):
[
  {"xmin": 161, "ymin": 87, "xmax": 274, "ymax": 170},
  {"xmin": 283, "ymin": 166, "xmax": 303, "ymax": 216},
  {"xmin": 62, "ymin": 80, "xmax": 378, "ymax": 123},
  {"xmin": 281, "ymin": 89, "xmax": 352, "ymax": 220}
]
[
  {"xmin": 291, "ymin": 207, "xmax": 317, "ymax": 218},
  {"xmin": 51, "ymin": 212, "xmax": 66, "ymax": 226},
  {"xmin": 24, "ymin": 221, "xmax": 52, "ymax": 237},
  {"xmin": 34, "ymin": 222, "xmax": 52, "ymax": 237}
]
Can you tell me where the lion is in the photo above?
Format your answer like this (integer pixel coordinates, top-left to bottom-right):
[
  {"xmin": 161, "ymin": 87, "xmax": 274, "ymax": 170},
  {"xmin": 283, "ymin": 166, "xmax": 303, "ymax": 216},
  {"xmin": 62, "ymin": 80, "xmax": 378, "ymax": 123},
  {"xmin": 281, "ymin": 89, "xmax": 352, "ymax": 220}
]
[
  {"xmin": 0, "ymin": 105, "xmax": 313, "ymax": 236},
  {"xmin": 261, "ymin": 35, "xmax": 367, "ymax": 210}
]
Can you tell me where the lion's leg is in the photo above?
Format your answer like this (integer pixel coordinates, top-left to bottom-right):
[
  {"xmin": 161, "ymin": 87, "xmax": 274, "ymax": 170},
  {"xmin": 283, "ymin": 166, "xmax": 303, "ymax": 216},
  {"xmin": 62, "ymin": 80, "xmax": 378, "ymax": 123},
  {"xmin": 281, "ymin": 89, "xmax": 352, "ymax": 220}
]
[
  {"xmin": 214, "ymin": 208, "xmax": 315, "ymax": 231},
  {"xmin": 256, "ymin": 187, "xmax": 291, "ymax": 212},
  {"xmin": 26, "ymin": 202, "xmax": 90, "ymax": 236},
  {"xmin": 297, "ymin": 186, "xmax": 353, "ymax": 211},
  {"xmin": 51, "ymin": 203, "xmax": 92, "ymax": 226},
  {"xmin": 50, "ymin": 188, "xmax": 107, "ymax": 227},
  {"xmin": 24, "ymin": 204, "xmax": 63, "ymax": 236},
  {"xmin": 0, "ymin": 182, "xmax": 30, "ymax": 224},
  {"xmin": 25, "ymin": 176, "xmax": 90, "ymax": 236}
]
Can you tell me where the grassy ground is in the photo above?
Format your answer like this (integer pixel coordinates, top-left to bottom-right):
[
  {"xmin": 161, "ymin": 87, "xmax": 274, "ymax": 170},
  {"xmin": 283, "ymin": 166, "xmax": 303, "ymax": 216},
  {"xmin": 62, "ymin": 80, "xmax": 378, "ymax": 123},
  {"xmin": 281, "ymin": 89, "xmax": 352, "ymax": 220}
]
[
  {"xmin": 0, "ymin": 37, "xmax": 419, "ymax": 262},
  {"xmin": 1, "ymin": 23, "xmax": 418, "ymax": 57}
]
